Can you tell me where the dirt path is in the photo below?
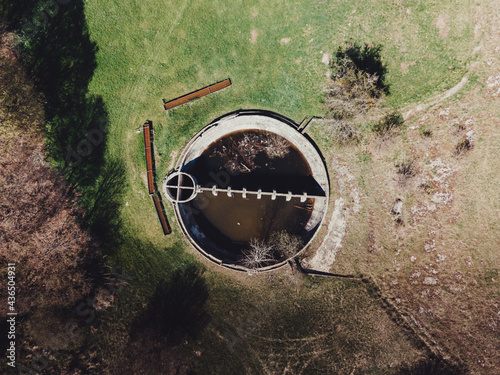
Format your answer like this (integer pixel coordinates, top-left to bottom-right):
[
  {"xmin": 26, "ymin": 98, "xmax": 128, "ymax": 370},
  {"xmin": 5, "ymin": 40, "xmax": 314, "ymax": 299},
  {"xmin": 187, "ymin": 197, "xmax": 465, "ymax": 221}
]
[{"xmin": 306, "ymin": 159, "xmax": 361, "ymax": 272}]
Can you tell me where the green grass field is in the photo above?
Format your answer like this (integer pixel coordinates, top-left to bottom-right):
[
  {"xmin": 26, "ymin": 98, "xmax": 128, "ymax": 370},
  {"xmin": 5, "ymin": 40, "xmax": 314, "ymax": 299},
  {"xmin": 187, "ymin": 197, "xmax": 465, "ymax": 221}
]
[
  {"xmin": 84, "ymin": 0, "xmax": 473, "ymax": 253},
  {"xmin": 78, "ymin": 0, "xmax": 477, "ymax": 373},
  {"xmin": 4, "ymin": 0, "xmax": 497, "ymax": 371},
  {"xmin": 0, "ymin": 0, "xmax": 477, "ymax": 373}
]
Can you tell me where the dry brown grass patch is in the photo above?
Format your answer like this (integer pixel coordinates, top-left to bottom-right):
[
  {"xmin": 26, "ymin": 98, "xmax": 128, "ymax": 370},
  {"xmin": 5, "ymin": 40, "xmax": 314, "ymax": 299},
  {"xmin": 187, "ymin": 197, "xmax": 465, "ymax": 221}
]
[
  {"xmin": 250, "ymin": 29, "xmax": 258, "ymax": 43},
  {"xmin": 435, "ymin": 14, "xmax": 451, "ymax": 38}
]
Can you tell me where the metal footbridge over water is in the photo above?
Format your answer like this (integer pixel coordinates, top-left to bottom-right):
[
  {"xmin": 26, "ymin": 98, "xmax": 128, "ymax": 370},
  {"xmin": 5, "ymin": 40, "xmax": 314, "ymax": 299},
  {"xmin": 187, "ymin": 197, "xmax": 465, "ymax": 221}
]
[{"xmin": 164, "ymin": 171, "xmax": 325, "ymax": 204}]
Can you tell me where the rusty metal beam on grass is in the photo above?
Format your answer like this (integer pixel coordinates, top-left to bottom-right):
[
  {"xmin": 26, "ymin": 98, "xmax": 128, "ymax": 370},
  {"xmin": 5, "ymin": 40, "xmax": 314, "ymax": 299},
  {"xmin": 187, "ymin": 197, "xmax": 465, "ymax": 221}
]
[
  {"xmin": 152, "ymin": 194, "xmax": 172, "ymax": 235},
  {"xmin": 143, "ymin": 121, "xmax": 155, "ymax": 195},
  {"xmin": 163, "ymin": 78, "xmax": 232, "ymax": 110}
]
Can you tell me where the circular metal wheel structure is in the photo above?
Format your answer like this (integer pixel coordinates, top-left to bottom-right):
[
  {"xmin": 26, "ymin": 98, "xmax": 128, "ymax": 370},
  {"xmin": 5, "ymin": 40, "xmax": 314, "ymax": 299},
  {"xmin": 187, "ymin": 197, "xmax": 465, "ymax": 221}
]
[
  {"xmin": 164, "ymin": 171, "xmax": 198, "ymax": 204},
  {"xmin": 163, "ymin": 110, "xmax": 330, "ymax": 272}
]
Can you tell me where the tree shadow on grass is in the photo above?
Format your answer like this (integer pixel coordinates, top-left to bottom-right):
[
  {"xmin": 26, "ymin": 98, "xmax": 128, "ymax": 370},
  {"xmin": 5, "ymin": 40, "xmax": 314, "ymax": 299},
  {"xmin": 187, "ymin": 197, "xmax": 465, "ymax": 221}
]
[
  {"xmin": 2, "ymin": 1, "xmax": 126, "ymax": 239},
  {"xmin": 2, "ymin": 1, "xmax": 97, "ymax": 112},
  {"xmin": 79, "ymin": 157, "xmax": 127, "ymax": 241},
  {"xmin": 134, "ymin": 264, "xmax": 210, "ymax": 346},
  {"xmin": 0, "ymin": 3, "xmax": 204, "ymax": 373}
]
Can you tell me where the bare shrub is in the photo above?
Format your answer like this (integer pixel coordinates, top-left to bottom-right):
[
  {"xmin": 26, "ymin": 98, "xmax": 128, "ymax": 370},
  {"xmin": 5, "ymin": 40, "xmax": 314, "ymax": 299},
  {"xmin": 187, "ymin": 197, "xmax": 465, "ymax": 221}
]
[
  {"xmin": 323, "ymin": 43, "xmax": 390, "ymax": 143},
  {"xmin": 213, "ymin": 132, "xmax": 290, "ymax": 173},
  {"xmin": 240, "ymin": 238, "xmax": 275, "ymax": 269},
  {"xmin": 455, "ymin": 131, "xmax": 474, "ymax": 156},
  {"xmin": 264, "ymin": 133, "xmax": 290, "ymax": 159},
  {"xmin": 419, "ymin": 124, "xmax": 432, "ymax": 137},
  {"xmin": 372, "ymin": 110, "xmax": 404, "ymax": 135},
  {"xmin": 455, "ymin": 138, "xmax": 473, "ymax": 155},
  {"xmin": 269, "ymin": 230, "xmax": 303, "ymax": 260},
  {"xmin": 332, "ymin": 43, "xmax": 388, "ymax": 92},
  {"xmin": 395, "ymin": 158, "xmax": 416, "ymax": 185},
  {"xmin": 213, "ymin": 133, "xmax": 259, "ymax": 173},
  {"xmin": 327, "ymin": 119, "xmax": 361, "ymax": 144},
  {"xmin": 324, "ymin": 64, "xmax": 382, "ymax": 120}
]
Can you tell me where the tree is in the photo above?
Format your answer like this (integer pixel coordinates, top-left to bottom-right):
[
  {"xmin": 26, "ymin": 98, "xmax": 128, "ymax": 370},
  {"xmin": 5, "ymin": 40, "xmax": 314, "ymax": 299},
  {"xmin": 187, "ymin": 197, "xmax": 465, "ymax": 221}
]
[
  {"xmin": 240, "ymin": 238, "xmax": 275, "ymax": 269},
  {"xmin": 324, "ymin": 63, "xmax": 382, "ymax": 121},
  {"xmin": 0, "ymin": 34, "xmax": 96, "ymax": 316},
  {"xmin": 269, "ymin": 230, "xmax": 303, "ymax": 260},
  {"xmin": 324, "ymin": 42, "xmax": 389, "ymax": 143}
]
